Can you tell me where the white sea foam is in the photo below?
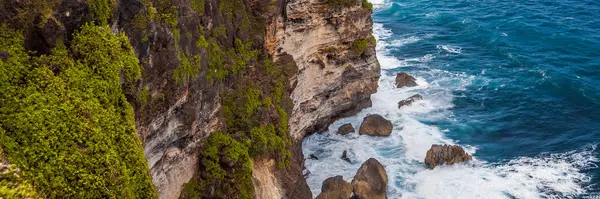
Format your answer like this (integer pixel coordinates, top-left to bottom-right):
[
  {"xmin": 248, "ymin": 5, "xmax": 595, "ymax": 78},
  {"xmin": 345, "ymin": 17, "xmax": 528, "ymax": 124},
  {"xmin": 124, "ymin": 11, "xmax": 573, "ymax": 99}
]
[
  {"xmin": 437, "ymin": 44, "xmax": 462, "ymax": 54},
  {"xmin": 303, "ymin": 23, "xmax": 597, "ymax": 199}
]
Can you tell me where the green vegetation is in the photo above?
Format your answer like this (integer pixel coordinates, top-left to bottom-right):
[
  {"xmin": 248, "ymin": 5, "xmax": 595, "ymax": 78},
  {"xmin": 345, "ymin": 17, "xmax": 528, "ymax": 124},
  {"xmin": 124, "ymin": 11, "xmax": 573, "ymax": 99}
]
[
  {"xmin": 206, "ymin": 38, "xmax": 228, "ymax": 83},
  {"xmin": 229, "ymin": 39, "xmax": 258, "ymax": 74},
  {"xmin": 191, "ymin": 0, "xmax": 205, "ymax": 14},
  {"xmin": 137, "ymin": 85, "xmax": 151, "ymax": 104},
  {"xmin": 182, "ymin": 54, "xmax": 293, "ymax": 197},
  {"xmin": 156, "ymin": 0, "xmax": 178, "ymax": 29},
  {"xmin": 326, "ymin": 0, "xmax": 357, "ymax": 8},
  {"xmin": 173, "ymin": 52, "xmax": 202, "ymax": 88},
  {"xmin": 211, "ymin": 24, "xmax": 227, "ymax": 38},
  {"xmin": 0, "ymin": 24, "xmax": 156, "ymax": 198},
  {"xmin": 196, "ymin": 35, "xmax": 208, "ymax": 49},
  {"xmin": 352, "ymin": 35, "xmax": 376, "ymax": 56},
  {"xmin": 0, "ymin": 162, "xmax": 40, "ymax": 199},
  {"xmin": 141, "ymin": 0, "xmax": 156, "ymax": 21},
  {"xmin": 362, "ymin": 0, "xmax": 373, "ymax": 9},
  {"xmin": 87, "ymin": 0, "xmax": 115, "ymax": 25},
  {"xmin": 179, "ymin": 132, "xmax": 253, "ymax": 199}
]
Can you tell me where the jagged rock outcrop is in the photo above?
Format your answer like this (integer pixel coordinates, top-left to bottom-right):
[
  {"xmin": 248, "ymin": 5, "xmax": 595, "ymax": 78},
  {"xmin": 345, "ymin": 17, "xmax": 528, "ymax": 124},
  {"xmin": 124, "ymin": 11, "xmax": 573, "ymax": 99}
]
[
  {"xmin": 341, "ymin": 150, "xmax": 351, "ymax": 163},
  {"xmin": 359, "ymin": 114, "xmax": 393, "ymax": 136},
  {"xmin": 424, "ymin": 144, "xmax": 472, "ymax": 169},
  {"xmin": 395, "ymin": 72, "xmax": 417, "ymax": 88},
  {"xmin": 338, "ymin": 123, "xmax": 355, "ymax": 135},
  {"xmin": 271, "ymin": 0, "xmax": 381, "ymax": 140},
  {"xmin": 315, "ymin": 176, "xmax": 353, "ymax": 199},
  {"xmin": 352, "ymin": 158, "xmax": 388, "ymax": 199},
  {"xmin": 398, "ymin": 94, "xmax": 423, "ymax": 108}
]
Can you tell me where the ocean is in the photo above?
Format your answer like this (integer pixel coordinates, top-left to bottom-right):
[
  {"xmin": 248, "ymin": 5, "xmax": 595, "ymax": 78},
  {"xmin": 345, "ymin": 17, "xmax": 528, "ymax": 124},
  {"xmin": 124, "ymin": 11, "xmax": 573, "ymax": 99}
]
[{"xmin": 302, "ymin": 0, "xmax": 600, "ymax": 198}]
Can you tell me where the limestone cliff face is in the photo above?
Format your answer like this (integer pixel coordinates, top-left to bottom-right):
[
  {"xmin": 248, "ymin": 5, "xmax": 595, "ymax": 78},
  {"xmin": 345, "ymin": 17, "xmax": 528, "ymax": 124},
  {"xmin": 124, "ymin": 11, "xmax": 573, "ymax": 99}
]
[
  {"xmin": 253, "ymin": 0, "xmax": 380, "ymax": 198},
  {"xmin": 273, "ymin": 0, "xmax": 380, "ymax": 140}
]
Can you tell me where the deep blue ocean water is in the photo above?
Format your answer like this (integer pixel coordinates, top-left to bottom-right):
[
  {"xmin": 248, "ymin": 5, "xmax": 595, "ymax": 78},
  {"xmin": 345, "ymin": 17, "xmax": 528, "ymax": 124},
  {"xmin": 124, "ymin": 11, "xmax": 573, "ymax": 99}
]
[{"xmin": 303, "ymin": 0, "xmax": 600, "ymax": 198}]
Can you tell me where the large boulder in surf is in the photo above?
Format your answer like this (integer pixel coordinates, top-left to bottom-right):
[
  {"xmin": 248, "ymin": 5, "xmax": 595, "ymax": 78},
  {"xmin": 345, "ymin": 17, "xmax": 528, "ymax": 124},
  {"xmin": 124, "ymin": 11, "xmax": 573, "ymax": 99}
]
[
  {"xmin": 315, "ymin": 176, "xmax": 353, "ymax": 199},
  {"xmin": 395, "ymin": 72, "xmax": 418, "ymax": 88},
  {"xmin": 337, "ymin": 123, "xmax": 355, "ymax": 135},
  {"xmin": 359, "ymin": 114, "xmax": 393, "ymax": 136},
  {"xmin": 424, "ymin": 144, "xmax": 472, "ymax": 169},
  {"xmin": 398, "ymin": 94, "xmax": 423, "ymax": 108},
  {"xmin": 352, "ymin": 158, "xmax": 388, "ymax": 199}
]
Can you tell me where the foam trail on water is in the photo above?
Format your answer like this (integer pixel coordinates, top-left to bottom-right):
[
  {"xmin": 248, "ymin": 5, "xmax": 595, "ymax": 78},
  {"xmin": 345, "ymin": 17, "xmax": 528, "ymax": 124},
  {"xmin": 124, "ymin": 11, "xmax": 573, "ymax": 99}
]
[{"xmin": 302, "ymin": 23, "xmax": 598, "ymax": 199}]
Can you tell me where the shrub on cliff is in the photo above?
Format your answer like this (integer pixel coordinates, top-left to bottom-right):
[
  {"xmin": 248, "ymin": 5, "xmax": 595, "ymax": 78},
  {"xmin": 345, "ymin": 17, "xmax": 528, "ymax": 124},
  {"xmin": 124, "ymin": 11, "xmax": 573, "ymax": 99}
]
[
  {"xmin": 352, "ymin": 35, "xmax": 376, "ymax": 56},
  {"xmin": 0, "ymin": 24, "xmax": 156, "ymax": 198},
  {"xmin": 180, "ymin": 132, "xmax": 253, "ymax": 199},
  {"xmin": 362, "ymin": 0, "xmax": 373, "ymax": 9}
]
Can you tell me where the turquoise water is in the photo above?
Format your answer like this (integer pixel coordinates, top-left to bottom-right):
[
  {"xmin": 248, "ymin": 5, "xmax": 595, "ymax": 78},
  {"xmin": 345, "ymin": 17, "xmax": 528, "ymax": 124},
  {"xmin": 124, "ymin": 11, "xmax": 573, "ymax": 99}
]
[{"xmin": 303, "ymin": 0, "xmax": 600, "ymax": 198}]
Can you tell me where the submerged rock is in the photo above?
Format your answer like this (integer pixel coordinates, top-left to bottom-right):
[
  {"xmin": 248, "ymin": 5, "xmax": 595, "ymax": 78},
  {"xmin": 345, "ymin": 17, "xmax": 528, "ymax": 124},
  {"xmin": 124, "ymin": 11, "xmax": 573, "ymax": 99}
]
[
  {"xmin": 315, "ymin": 176, "xmax": 353, "ymax": 199},
  {"xmin": 395, "ymin": 72, "xmax": 418, "ymax": 88},
  {"xmin": 308, "ymin": 154, "xmax": 319, "ymax": 160},
  {"xmin": 424, "ymin": 144, "xmax": 472, "ymax": 169},
  {"xmin": 398, "ymin": 94, "xmax": 423, "ymax": 108},
  {"xmin": 352, "ymin": 158, "xmax": 387, "ymax": 199},
  {"xmin": 359, "ymin": 114, "xmax": 393, "ymax": 136},
  {"xmin": 341, "ymin": 150, "xmax": 351, "ymax": 163},
  {"xmin": 337, "ymin": 123, "xmax": 355, "ymax": 135}
]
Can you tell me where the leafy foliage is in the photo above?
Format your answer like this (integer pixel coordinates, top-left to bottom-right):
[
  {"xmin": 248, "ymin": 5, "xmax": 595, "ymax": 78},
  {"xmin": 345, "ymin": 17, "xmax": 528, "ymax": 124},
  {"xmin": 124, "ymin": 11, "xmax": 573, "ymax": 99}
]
[
  {"xmin": 206, "ymin": 38, "xmax": 229, "ymax": 83},
  {"xmin": 191, "ymin": 0, "xmax": 205, "ymax": 14},
  {"xmin": 352, "ymin": 35, "xmax": 376, "ymax": 56},
  {"xmin": 156, "ymin": 0, "xmax": 178, "ymax": 29},
  {"xmin": 0, "ymin": 24, "xmax": 156, "ymax": 198},
  {"xmin": 0, "ymin": 162, "xmax": 40, "ymax": 199},
  {"xmin": 362, "ymin": 0, "xmax": 373, "ymax": 9},
  {"xmin": 229, "ymin": 38, "xmax": 258, "ymax": 75},
  {"xmin": 87, "ymin": 0, "xmax": 115, "ymax": 25},
  {"xmin": 179, "ymin": 132, "xmax": 253, "ymax": 199},
  {"xmin": 173, "ymin": 52, "xmax": 202, "ymax": 87}
]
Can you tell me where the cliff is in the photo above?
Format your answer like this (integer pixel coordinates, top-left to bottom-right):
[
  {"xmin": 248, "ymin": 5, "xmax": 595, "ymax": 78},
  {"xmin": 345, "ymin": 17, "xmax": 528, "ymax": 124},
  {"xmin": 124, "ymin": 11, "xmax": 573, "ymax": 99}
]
[{"xmin": 0, "ymin": 0, "xmax": 378, "ymax": 198}]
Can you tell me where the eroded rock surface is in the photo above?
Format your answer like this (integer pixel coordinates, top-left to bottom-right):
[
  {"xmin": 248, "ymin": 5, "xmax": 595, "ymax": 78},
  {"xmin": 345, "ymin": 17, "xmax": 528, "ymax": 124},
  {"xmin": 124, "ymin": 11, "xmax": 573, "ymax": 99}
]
[
  {"xmin": 398, "ymin": 94, "xmax": 423, "ymax": 108},
  {"xmin": 273, "ymin": 0, "xmax": 381, "ymax": 140},
  {"xmin": 424, "ymin": 144, "xmax": 472, "ymax": 169},
  {"xmin": 352, "ymin": 158, "xmax": 388, "ymax": 199},
  {"xmin": 315, "ymin": 176, "xmax": 353, "ymax": 199},
  {"xmin": 341, "ymin": 150, "xmax": 351, "ymax": 163},
  {"xmin": 338, "ymin": 123, "xmax": 355, "ymax": 135},
  {"xmin": 395, "ymin": 72, "xmax": 417, "ymax": 88},
  {"xmin": 359, "ymin": 114, "xmax": 393, "ymax": 136}
]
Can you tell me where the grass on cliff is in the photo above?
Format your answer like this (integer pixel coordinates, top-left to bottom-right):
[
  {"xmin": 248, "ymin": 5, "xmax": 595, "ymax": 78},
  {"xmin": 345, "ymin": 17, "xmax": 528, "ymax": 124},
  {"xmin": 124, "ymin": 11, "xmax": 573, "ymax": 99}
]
[{"xmin": 0, "ymin": 24, "xmax": 156, "ymax": 198}]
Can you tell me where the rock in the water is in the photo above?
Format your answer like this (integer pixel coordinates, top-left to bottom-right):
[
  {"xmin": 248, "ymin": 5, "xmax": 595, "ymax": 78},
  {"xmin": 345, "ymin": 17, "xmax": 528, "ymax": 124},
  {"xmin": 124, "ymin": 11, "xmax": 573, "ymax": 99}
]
[
  {"xmin": 424, "ymin": 144, "xmax": 472, "ymax": 169},
  {"xmin": 352, "ymin": 158, "xmax": 387, "ymax": 199},
  {"xmin": 337, "ymin": 123, "xmax": 355, "ymax": 135},
  {"xmin": 359, "ymin": 114, "xmax": 393, "ymax": 136},
  {"xmin": 315, "ymin": 176, "xmax": 353, "ymax": 199},
  {"xmin": 398, "ymin": 94, "xmax": 423, "ymax": 108},
  {"xmin": 308, "ymin": 154, "xmax": 319, "ymax": 160},
  {"xmin": 341, "ymin": 150, "xmax": 351, "ymax": 163},
  {"xmin": 395, "ymin": 72, "xmax": 418, "ymax": 88}
]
